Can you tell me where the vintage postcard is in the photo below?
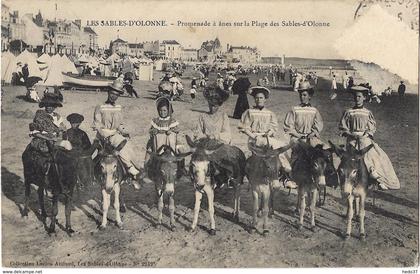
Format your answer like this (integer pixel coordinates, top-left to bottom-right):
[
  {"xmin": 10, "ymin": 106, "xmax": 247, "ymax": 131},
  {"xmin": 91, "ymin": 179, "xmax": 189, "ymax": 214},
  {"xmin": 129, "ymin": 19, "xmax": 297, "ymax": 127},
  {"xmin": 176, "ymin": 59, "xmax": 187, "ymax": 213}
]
[{"xmin": 1, "ymin": 0, "xmax": 418, "ymax": 270}]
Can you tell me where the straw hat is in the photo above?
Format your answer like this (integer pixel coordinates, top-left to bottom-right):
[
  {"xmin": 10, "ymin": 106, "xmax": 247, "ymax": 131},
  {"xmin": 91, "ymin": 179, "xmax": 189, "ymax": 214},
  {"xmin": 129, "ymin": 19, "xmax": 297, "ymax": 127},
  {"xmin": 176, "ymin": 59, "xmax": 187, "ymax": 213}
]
[
  {"xmin": 297, "ymin": 81, "xmax": 314, "ymax": 95},
  {"xmin": 249, "ymin": 86, "xmax": 270, "ymax": 98},
  {"xmin": 108, "ymin": 78, "xmax": 124, "ymax": 94},
  {"xmin": 350, "ymin": 85, "xmax": 370, "ymax": 96}
]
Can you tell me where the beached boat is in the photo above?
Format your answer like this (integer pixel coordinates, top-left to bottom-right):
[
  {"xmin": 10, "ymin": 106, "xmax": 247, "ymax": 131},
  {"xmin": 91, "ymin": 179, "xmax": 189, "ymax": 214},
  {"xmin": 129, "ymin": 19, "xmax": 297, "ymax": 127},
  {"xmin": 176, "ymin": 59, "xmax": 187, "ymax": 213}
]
[{"xmin": 62, "ymin": 72, "xmax": 116, "ymax": 90}]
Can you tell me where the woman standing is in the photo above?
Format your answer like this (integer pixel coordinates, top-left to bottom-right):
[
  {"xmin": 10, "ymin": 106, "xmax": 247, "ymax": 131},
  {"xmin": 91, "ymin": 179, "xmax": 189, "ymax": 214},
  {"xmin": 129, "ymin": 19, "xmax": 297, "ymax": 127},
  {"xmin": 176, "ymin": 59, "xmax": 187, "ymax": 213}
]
[
  {"xmin": 339, "ymin": 86, "xmax": 400, "ymax": 190},
  {"xmin": 232, "ymin": 77, "xmax": 251, "ymax": 120}
]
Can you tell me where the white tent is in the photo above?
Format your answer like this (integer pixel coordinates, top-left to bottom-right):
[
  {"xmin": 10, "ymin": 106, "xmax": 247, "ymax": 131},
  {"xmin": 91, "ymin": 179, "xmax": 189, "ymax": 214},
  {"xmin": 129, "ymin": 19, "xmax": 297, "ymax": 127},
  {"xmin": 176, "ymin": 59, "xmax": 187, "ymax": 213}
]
[
  {"xmin": 60, "ymin": 55, "xmax": 78, "ymax": 74},
  {"xmin": 15, "ymin": 49, "xmax": 42, "ymax": 78},
  {"xmin": 154, "ymin": 59, "xmax": 164, "ymax": 71},
  {"xmin": 37, "ymin": 53, "xmax": 50, "ymax": 64},
  {"xmin": 138, "ymin": 64, "xmax": 154, "ymax": 81},
  {"xmin": 43, "ymin": 54, "xmax": 65, "ymax": 86},
  {"xmin": 1, "ymin": 51, "xmax": 16, "ymax": 84}
]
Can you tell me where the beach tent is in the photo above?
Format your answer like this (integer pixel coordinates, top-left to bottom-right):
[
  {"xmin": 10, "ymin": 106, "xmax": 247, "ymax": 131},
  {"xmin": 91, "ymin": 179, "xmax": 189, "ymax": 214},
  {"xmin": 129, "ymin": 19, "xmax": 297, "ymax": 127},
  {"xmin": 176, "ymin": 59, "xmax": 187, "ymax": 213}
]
[
  {"xmin": 1, "ymin": 51, "xmax": 16, "ymax": 84},
  {"xmin": 37, "ymin": 53, "xmax": 51, "ymax": 80},
  {"xmin": 154, "ymin": 59, "xmax": 164, "ymax": 71},
  {"xmin": 15, "ymin": 49, "xmax": 43, "ymax": 79},
  {"xmin": 43, "ymin": 54, "xmax": 65, "ymax": 86},
  {"xmin": 37, "ymin": 53, "xmax": 51, "ymax": 64},
  {"xmin": 60, "ymin": 54, "xmax": 78, "ymax": 74},
  {"xmin": 138, "ymin": 64, "xmax": 154, "ymax": 81}
]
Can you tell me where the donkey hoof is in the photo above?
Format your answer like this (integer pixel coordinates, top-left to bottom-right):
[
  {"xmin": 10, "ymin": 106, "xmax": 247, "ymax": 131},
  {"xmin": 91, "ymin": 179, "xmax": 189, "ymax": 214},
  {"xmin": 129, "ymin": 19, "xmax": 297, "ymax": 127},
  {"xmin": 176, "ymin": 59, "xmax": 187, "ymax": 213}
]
[
  {"xmin": 262, "ymin": 229, "xmax": 269, "ymax": 237},
  {"xmin": 249, "ymin": 227, "xmax": 257, "ymax": 234},
  {"xmin": 297, "ymin": 224, "xmax": 303, "ymax": 231},
  {"xmin": 268, "ymin": 212, "xmax": 274, "ymax": 219},
  {"xmin": 232, "ymin": 214, "xmax": 240, "ymax": 223},
  {"xmin": 188, "ymin": 226, "xmax": 196, "ymax": 232},
  {"xmin": 344, "ymin": 233, "xmax": 350, "ymax": 240},
  {"xmin": 310, "ymin": 225, "xmax": 318, "ymax": 232},
  {"xmin": 66, "ymin": 227, "xmax": 75, "ymax": 234},
  {"xmin": 99, "ymin": 225, "xmax": 106, "ymax": 231},
  {"xmin": 209, "ymin": 229, "xmax": 216, "ymax": 236},
  {"xmin": 257, "ymin": 210, "xmax": 263, "ymax": 217},
  {"xmin": 116, "ymin": 222, "xmax": 124, "ymax": 230},
  {"xmin": 170, "ymin": 225, "xmax": 176, "ymax": 232},
  {"xmin": 360, "ymin": 234, "xmax": 366, "ymax": 241}
]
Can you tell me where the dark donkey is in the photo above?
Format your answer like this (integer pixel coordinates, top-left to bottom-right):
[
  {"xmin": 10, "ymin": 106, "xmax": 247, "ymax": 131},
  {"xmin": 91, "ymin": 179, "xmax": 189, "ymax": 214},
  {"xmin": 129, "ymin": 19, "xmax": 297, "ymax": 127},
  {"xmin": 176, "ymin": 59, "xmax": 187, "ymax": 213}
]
[
  {"xmin": 245, "ymin": 143, "xmax": 291, "ymax": 236},
  {"xmin": 329, "ymin": 141, "xmax": 374, "ymax": 240},
  {"xmin": 21, "ymin": 141, "xmax": 94, "ymax": 235},
  {"xmin": 292, "ymin": 141, "xmax": 335, "ymax": 231},
  {"xmin": 147, "ymin": 145, "xmax": 190, "ymax": 231}
]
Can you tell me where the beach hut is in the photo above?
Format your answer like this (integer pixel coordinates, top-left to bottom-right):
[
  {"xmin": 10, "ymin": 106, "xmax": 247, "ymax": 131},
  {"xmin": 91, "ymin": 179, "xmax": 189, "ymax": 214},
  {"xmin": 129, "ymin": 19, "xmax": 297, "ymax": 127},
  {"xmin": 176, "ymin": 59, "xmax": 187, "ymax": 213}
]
[
  {"xmin": 60, "ymin": 54, "xmax": 78, "ymax": 74},
  {"xmin": 138, "ymin": 63, "xmax": 154, "ymax": 81},
  {"xmin": 1, "ymin": 51, "xmax": 16, "ymax": 84}
]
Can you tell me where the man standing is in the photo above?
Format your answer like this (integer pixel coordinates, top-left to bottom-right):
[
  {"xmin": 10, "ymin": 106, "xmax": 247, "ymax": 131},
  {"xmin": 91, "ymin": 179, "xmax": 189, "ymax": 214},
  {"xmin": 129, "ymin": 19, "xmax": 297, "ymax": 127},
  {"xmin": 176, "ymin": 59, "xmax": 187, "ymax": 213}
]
[
  {"xmin": 398, "ymin": 81, "xmax": 406, "ymax": 100},
  {"xmin": 330, "ymin": 73, "xmax": 337, "ymax": 100},
  {"xmin": 92, "ymin": 79, "xmax": 141, "ymax": 184}
]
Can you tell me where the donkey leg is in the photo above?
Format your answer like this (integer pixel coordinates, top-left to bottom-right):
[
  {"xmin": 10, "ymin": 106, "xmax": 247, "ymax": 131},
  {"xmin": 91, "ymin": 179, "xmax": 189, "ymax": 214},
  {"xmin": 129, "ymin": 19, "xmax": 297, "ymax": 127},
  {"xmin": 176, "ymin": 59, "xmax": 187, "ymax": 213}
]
[
  {"xmin": 251, "ymin": 189, "xmax": 259, "ymax": 233},
  {"xmin": 345, "ymin": 195, "xmax": 354, "ymax": 240},
  {"xmin": 114, "ymin": 184, "xmax": 123, "ymax": 229},
  {"xmin": 156, "ymin": 192, "xmax": 164, "ymax": 226},
  {"xmin": 65, "ymin": 193, "xmax": 75, "ymax": 234},
  {"xmin": 169, "ymin": 192, "xmax": 176, "ymax": 231},
  {"xmin": 233, "ymin": 184, "xmax": 241, "ymax": 223},
  {"xmin": 298, "ymin": 191, "xmax": 305, "ymax": 230},
  {"xmin": 49, "ymin": 195, "xmax": 58, "ymax": 234},
  {"xmin": 309, "ymin": 189, "xmax": 318, "ymax": 231},
  {"xmin": 206, "ymin": 186, "xmax": 216, "ymax": 235},
  {"xmin": 355, "ymin": 197, "xmax": 360, "ymax": 219},
  {"xmin": 100, "ymin": 190, "xmax": 110, "ymax": 230},
  {"xmin": 268, "ymin": 187, "xmax": 274, "ymax": 218},
  {"xmin": 359, "ymin": 195, "xmax": 366, "ymax": 240},
  {"xmin": 37, "ymin": 187, "xmax": 47, "ymax": 222},
  {"xmin": 262, "ymin": 187, "xmax": 270, "ymax": 236},
  {"xmin": 22, "ymin": 182, "xmax": 31, "ymax": 217},
  {"xmin": 191, "ymin": 190, "xmax": 202, "ymax": 231}
]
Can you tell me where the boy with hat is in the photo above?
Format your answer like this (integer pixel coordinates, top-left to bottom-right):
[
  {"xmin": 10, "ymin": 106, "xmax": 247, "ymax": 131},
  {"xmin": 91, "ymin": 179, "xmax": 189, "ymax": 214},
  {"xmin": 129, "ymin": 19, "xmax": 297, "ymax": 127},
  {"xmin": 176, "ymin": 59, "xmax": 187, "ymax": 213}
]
[
  {"xmin": 339, "ymin": 85, "xmax": 400, "ymax": 190},
  {"xmin": 64, "ymin": 113, "xmax": 91, "ymax": 154},
  {"xmin": 92, "ymin": 79, "xmax": 141, "ymax": 183}
]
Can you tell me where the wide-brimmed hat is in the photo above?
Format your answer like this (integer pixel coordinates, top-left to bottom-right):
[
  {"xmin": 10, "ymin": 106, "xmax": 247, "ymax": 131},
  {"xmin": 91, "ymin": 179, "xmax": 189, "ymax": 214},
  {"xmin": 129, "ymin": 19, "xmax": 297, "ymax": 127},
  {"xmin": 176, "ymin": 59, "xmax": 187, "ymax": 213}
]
[
  {"xmin": 67, "ymin": 113, "xmax": 84, "ymax": 124},
  {"xmin": 204, "ymin": 83, "xmax": 229, "ymax": 106},
  {"xmin": 108, "ymin": 78, "xmax": 124, "ymax": 94},
  {"xmin": 350, "ymin": 85, "xmax": 370, "ymax": 96},
  {"xmin": 249, "ymin": 86, "xmax": 270, "ymax": 98},
  {"xmin": 297, "ymin": 81, "xmax": 314, "ymax": 95},
  {"xmin": 155, "ymin": 96, "xmax": 173, "ymax": 114},
  {"xmin": 39, "ymin": 93, "xmax": 63, "ymax": 108}
]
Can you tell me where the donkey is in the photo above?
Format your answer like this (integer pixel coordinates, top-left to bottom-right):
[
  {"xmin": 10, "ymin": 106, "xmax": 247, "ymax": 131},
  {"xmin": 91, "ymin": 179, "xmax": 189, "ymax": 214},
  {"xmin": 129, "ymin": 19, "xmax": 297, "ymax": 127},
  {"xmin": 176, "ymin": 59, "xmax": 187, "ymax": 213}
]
[
  {"xmin": 329, "ymin": 141, "xmax": 374, "ymax": 240},
  {"xmin": 292, "ymin": 141, "xmax": 334, "ymax": 231},
  {"xmin": 245, "ymin": 144, "xmax": 290, "ymax": 236},
  {"xmin": 147, "ymin": 145, "xmax": 190, "ymax": 231},
  {"xmin": 186, "ymin": 136, "xmax": 246, "ymax": 235},
  {"xmin": 21, "ymin": 144, "xmax": 81, "ymax": 235},
  {"xmin": 96, "ymin": 152, "xmax": 126, "ymax": 230}
]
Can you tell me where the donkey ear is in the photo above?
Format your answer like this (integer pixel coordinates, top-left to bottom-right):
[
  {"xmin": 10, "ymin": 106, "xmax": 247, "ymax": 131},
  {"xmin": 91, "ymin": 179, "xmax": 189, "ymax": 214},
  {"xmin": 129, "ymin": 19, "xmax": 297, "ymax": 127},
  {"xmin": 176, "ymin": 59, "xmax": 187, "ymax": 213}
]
[
  {"xmin": 272, "ymin": 144, "xmax": 292, "ymax": 155},
  {"xmin": 328, "ymin": 140, "xmax": 345, "ymax": 157},
  {"xmin": 185, "ymin": 135, "xmax": 196, "ymax": 148},
  {"xmin": 358, "ymin": 144, "xmax": 374, "ymax": 156}
]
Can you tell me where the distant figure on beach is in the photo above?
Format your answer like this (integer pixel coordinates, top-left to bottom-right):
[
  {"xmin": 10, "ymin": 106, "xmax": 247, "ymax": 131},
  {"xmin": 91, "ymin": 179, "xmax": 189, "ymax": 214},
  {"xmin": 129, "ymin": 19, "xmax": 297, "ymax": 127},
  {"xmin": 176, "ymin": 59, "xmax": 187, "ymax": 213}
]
[
  {"xmin": 330, "ymin": 73, "xmax": 337, "ymax": 100},
  {"xmin": 398, "ymin": 81, "xmax": 406, "ymax": 100}
]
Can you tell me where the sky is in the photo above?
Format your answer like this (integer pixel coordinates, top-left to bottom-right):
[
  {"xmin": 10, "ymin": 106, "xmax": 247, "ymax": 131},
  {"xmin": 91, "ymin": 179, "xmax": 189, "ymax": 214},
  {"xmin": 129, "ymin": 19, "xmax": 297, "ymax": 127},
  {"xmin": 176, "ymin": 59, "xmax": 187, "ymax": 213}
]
[{"xmin": 5, "ymin": 0, "xmax": 357, "ymax": 58}]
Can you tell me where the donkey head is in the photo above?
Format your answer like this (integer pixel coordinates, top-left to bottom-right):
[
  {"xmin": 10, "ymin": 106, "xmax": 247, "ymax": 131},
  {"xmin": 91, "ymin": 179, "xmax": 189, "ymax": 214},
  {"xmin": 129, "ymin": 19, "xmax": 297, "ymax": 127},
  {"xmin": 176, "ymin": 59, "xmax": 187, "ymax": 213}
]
[
  {"xmin": 151, "ymin": 145, "xmax": 190, "ymax": 187},
  {"xmin": 186, "ymin": 135, "xmax": 223, "ymax": 186},
  {"xmin": 297, "ymin": 141, "xmax": 333, "ymax": 188},
  {"xmin": 99, "ymin": 155, "xmax": 120, "ymax": 194},
  {"xmin": 328, "ymin": 141, "xmax": 373, "ymax": 197}
]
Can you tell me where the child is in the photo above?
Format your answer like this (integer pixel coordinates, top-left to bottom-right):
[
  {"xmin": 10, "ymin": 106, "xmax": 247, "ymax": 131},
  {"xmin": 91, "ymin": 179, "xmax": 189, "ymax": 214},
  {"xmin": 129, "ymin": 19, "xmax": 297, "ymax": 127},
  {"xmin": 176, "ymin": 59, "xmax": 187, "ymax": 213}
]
[
  {"xmin": 64, "ymin": 113, "xmax": 91, "ymax": 154},
  {"xmin": 190, "ymin": 77, "xmax": 197, "ymax": 102},
  {"xmin": 143, "ymin": 97, "xmax": 184, "ymax": 179}
]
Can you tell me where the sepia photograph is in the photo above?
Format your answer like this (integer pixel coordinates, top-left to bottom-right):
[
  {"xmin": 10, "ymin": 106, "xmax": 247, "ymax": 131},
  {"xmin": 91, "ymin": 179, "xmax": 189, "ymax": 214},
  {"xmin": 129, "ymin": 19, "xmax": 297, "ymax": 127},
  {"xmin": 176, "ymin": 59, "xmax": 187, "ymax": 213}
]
[{"xmin": 0, "ymin": 0, "xmax": 418, "ymax": 270}]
